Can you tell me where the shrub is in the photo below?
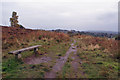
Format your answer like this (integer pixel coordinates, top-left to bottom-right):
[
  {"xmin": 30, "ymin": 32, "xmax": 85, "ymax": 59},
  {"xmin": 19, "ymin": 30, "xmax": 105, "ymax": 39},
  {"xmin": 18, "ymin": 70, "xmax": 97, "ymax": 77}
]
[{"xmin": 38, "ymin": 35, "xmax": 42, "ymax": 40}]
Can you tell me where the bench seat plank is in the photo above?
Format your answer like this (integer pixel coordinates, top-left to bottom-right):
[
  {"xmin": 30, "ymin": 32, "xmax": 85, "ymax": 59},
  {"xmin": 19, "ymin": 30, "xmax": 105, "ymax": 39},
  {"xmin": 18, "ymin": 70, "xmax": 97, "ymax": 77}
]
[{"xmin": 8, "ymin": 45, "xmax": 41, "ymax": 54}]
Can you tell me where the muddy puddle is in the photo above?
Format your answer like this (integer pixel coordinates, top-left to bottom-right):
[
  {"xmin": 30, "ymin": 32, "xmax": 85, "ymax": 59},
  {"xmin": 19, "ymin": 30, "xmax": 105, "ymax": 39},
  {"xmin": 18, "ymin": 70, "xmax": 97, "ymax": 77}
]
[{"xmin": 24, "ymin": 55, "xmax": 51, "ymax": 64}]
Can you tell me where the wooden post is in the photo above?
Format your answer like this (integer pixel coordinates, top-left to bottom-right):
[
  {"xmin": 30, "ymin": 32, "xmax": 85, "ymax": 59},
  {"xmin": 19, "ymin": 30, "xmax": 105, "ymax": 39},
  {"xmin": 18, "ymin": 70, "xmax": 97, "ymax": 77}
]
[
  {"xmin": 34, "ymin": 48, "xmax": 38, "ymax": 56},
  {"xmin": 15, "ymin": 54, "xmax": 18, "ymax": 59},
  {"xmin": 18, "ymin": 54, "xmax": 22, "ymax": 59},
  {"xmin": 15, "ymin": 52, "xmax": 21, "ymax": 59}
]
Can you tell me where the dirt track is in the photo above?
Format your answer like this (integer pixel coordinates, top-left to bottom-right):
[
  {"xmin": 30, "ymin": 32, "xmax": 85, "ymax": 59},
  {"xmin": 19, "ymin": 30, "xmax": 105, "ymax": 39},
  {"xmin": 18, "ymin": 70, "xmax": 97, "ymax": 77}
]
[{"xmin": 44, "ymin": 40, "xmax": 77, "ymax": 78}]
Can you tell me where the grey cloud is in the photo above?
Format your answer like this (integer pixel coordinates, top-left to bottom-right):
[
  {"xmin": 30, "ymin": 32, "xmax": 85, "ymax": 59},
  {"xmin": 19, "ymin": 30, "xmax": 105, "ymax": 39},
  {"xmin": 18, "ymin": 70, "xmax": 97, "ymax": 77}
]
[{"xmin": 1, "ymin": 1, "xmax": 118, "ymax": 32}]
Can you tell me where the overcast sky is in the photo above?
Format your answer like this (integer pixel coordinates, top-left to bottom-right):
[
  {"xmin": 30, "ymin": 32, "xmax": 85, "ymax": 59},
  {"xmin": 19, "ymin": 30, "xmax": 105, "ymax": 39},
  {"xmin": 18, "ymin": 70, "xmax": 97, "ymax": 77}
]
[{"xmin": 0, "ymin": 0, "xmax": 119, "ymax": 32}]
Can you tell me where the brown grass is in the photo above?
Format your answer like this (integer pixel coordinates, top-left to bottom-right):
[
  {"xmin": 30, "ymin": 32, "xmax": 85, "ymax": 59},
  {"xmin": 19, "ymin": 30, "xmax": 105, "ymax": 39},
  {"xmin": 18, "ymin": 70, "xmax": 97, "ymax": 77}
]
[
  {"xmin": 2, "ymin": 26, "xmax": 70, "ymax": 51},
  {"xmin": 74, "ymin": 35, "xmax": 119, "ymax": 59}
]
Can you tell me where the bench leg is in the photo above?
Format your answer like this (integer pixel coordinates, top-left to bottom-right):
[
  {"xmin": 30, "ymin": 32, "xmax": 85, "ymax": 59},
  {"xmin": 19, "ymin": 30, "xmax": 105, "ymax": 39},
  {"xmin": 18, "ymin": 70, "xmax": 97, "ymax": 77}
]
[
  {"xmin": 15, "ymin": 52, "xmax": 22, "ymax": 59},
  {"xmin": 15, "ymin": 54, "xmax": 18, "ymax": 59},
  {"xmin": 18, "ymin": 54, "xmax": 22, "ymax": 59},
  {"xmin": 34, "ymin": 48, "xmax": 38, "ymax": 56}
]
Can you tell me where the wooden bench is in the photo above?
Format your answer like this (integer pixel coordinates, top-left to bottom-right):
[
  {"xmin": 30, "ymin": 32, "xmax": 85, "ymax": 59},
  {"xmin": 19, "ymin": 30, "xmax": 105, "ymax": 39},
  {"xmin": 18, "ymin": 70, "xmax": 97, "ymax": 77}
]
[{"xmin": 8, "ymin": 45, "xmax": 41, "ymax": 59}]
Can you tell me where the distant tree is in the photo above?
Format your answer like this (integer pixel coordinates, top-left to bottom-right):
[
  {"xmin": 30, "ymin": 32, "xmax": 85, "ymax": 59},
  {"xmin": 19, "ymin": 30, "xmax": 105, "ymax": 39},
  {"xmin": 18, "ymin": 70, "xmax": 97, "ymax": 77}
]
[
  {"xmin": 68, "ymin": 31, "xmax": 73, "ymax": 37},
  {"xmin": 115, "ymin": 35, "xmax": 120, "ymax": 40},
  {"xmin": 10, "ymin": 11, "xmax": 19, "ymax": 27},
  {"xmin": 10, "ymin": 11, "xmax": 25, "ymax": 29},
  {"xmin": 19, "ymin": 25, "xmax": 25, "ymax": 29}
]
